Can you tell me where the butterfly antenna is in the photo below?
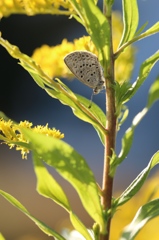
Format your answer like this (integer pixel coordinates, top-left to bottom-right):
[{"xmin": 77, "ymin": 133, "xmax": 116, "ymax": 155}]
[{"xmin": 88, "ymin": 91, "xmax": 94, "ymax": 108}]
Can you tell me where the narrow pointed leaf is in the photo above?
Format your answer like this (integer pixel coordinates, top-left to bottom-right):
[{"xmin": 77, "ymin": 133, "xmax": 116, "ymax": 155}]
[
  {"xmin": 122, "ymin": 51, "xmax": 159, "ymax": 103},
  {"xmin": 80, "ymin": 0, "xmax": 110, "ymax": 58},
  {"xmin": 119, "ymin": 0, "xmax": 139, "ymax": 47},
  {"xmin": 0, "ymin": 190, "xmax": 66, "ymax": 240},
  {"xmin": 147, "ymin": 76, "xmax": 159, "ymax": 108},
  {"xmin": 120, "ymin": 199, "xmax": 159, "ymax": 240},
  {"xmin": 116, "ymin": 151, "xmax": 159, "ymax": 206},
  {"xmin": 115, "ymin": 22, "xmax": 159, "ymax": 57},
  {"xmin": 117, "ymin": 107, "xmax": 148, "ymax": 164},
  {"xmin": 111, "ymin": 107, "xmax": 148, "ymax": 175},
  {"xmin": 114, "ymin": 75, "xmax": 159, "ymax": 173},
  {"xmin": 135, "ymin": 21, "xmax": 148, "ymax": 36},
  {"xmin": 69, "ymin": 0, "xmax": 110, "ymax": 60},
  {"xmin": 118, "ymin": 106, "xmax": 129, "ymax": 129},
  {"xmin": 142, "ymin": 21, "xmax": 159, "ymax": 37}
]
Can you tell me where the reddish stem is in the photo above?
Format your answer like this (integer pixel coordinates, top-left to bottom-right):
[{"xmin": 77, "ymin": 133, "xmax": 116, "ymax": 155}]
[{"xmin": 100, "ymin": 8, "xmax": 117, "ymax": 240}]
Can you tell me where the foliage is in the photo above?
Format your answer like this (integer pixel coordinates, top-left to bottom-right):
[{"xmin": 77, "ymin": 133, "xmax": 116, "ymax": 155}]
[{"xmin": 0, "ymin": 0, "xmax": 159, "ymax": 240}]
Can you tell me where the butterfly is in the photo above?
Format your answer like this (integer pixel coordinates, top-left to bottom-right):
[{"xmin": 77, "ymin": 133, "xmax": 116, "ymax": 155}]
[{"xmin": 64, "ymin": 50, "xmax": 105, "ymax": 95}]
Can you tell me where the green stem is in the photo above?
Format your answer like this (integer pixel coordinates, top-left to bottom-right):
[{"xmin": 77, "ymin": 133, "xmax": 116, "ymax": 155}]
[{"xmin": 100, "ymin": 3, "xmax": 117, "ymax": 240}]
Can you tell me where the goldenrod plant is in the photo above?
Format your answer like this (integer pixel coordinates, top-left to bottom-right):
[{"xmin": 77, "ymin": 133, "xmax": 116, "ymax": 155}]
[{"xmin": 0, "ymin": 1, "xmax": 159, "ymax": 240}]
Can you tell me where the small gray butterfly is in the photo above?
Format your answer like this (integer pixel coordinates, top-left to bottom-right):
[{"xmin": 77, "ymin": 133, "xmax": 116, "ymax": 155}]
[{"xmin": 64, "ymin": 50, "xmax": 105, "ymax": 95}]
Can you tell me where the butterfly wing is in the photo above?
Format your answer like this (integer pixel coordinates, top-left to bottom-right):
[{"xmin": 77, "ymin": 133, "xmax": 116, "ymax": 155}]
[{"xmin": 64, "ymin": 51, "xmax": 105, "ymax": 92}]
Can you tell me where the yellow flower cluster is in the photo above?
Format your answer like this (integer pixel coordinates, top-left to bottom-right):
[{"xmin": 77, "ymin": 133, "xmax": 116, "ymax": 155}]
[
  {"xmin": 0, "ymin": 0, "xmax": 73, "ymax": 17},
  {"xmin": 111, "ymin": 174, "xmax": 159, "ymax": 239},
  {"xmin": 32, "ymin": 12, "xmax": 135, "ymax": 84},
  {"xmin": 32, "ymin": 37, "xmax": 97, "ymax": 79},
  {"xmin": 0, "ymin": 119, "xmax": 64, "ymax": 159}
]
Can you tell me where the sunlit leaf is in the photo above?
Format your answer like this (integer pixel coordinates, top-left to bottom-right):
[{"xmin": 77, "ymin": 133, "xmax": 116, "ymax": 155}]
[
  {"xmin": 122, "ymin": 51, "xmax": 159, "ymax": 103},
  {"xmin": 33, "ymin": 155, "xmax": 93, "ymax": 240},
  {"xmin": 116, "ymin": 151, "xmax": 159, "ymax": 206},
  {"xmin": 68, "ymin": 0, "xmax": 111, "ymax": 78},
  {"xmin": 115, "ymin": 22, "xmax": 159, "ymax": 56},
  {"xmin": 33, "ymin": 154, "xmax": 71, "ymax": 210},
  {"xmin": 70, "ymin": 213, "xmax": 93, "ymax": 240},
  {"xmin": 46, "ymin": 88, "xmax": 106, "ymax": 145},
  {"xmin": 110, "ymin": 106, "xmax": 148, "ymax": 176},
  {"xmin": 135, "ymin": 21, "xmax": 148, "ymax": 36},
  {"xmin": 147, "ymin": 76, "xmax": 159, "ymax": 108},
  {"xmin": 119, "ymin": 199, "xmax": 159, "ymax": 240},
  {"xmin": 113, "ymin": 75, "xmax": 159, "ymax": 174},
  {"xmin": 20, "ymin": 128, "xmax": 105, "ymax": 233},
  {"xmin": 80, "ymin": 0, "xmax": 110, "ymax": 59},
  {"xmin": 0, "ymin": 190, "xmax": 66, "ymax": 240},
  {"xmin": 142, "ymin": 21, "xmax": 159, "ymax": 38},
  {"xmin": 119, "ymin": 0, "xmax": 139, "ymax": 47},
  {"xmin": 117, "ymin": 105, "xmax": 129, "ymax": 129}
]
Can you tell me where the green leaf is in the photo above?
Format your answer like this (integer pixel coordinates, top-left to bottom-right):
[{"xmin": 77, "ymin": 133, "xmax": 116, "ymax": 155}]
[
  {"xmin": 135, "ymin": 21, "xmax": 148, "ymax": 36},
  {"xmin": 69, "ymin": 0, "xmax": 110, "ymax": 68},
  {"xmin": 20, "ymin": 128, "xmax": 105, "ymax": 233},
  {"xmin": 0, "ymin": 36, "xmax": 107, "ymax": 144},
  {"xmin": 122, "ymin": 51, "xmax": 159, "ymax": 103},
  {"xmin": 142, "ymin": 21, "xmax": 159, "ymax": 37},
  {"xmin": 110, "ymin": 107, "xmax": 148, "ymax": 175},
  {"xmin": 115, "ymin": 22, "xmax": 159, "ymax": 57},
  {"xmin": 75, "ymin": 94, "xmax": 106, "ymax": 127},
  {"xmin": 0, "ymin": 190, "xmax": 66, "ymax": 240},
  {"xmin": 115, "ymin": 81, "xmax": 131, "ymax": 118},
  {"xmin": 119, "ymin": 0, "xmax": 139, "ymax": 47},
  {"xmin": 116, "ymin": 124, "xmax": 134, "ymax": 163},
  {"xmin": 105, "ymin": 0, "xmax": 115, "ymax": 6},
  {"xmin": 33, "ymin": 155, "xmax": 93, "ymax": 240},
  {"xmin": 110, "ymin": 125, "xmax": 134, "ymax": 176},
  {"xmin": 119, "ymin": 199, "xmax": 159, "ymax": 240},
  {"xmin": 70, "ymin": 212, "xmax": 94, "ymax": 240},
  {"xmin": 147, "ymin": 76, "xmax": 159, "ymax": 108},
  {"xmin": 46, "ymin": 88, "xmax": 106, "ymax": 145},
  {"xmin": 81, "ymin": 0, "xmax": 110, "ymax": 58},
  {"xmin": 33, "ymin": 154, "xmax": 71, "ymax": 211},
  {"xmin": 71, "ymin": 93, "xmax": 106, "ymax": 145},
  {"xmin": 120, "ymin": 107, "xmax": 148, "ymax": 160},
  {"xmin": 116, "ymin": 151, "xmax": 159, "ymax": 206},
  {"xmin": 117, "ymin": 105, "xmax": 129, "ymax": 129},
  {"xmin": 113, "ymin": 75, "xmax": 159, "ymax": 174}
]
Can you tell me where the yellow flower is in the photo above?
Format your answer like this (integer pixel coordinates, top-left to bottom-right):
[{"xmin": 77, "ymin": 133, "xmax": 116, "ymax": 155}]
[
  {"xmin": 0, "ymin": 0, "xmax": 73, "ymax": 17},
  {"xmin": 111, "ymin": 173, "xmax": 159, "ymax": 239},
  {"xmin": 0, "ymin": 119, "xmax": 64, "ymax": 159},
  {"xmin": 32, "ymin": 37, "xmax": 98, "ymax": 79},
  {"xmin": 32, "ymin": 12, "xmax": 135, "ymax": 84}
]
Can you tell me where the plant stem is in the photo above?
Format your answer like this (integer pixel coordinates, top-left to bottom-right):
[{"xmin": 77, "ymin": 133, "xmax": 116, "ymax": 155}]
[
  {"xmin": 101, "ymin": 80, "xmax": 116, "ymax": 239},
  {"xmin": 100, "ymin": 3, "xmax": 117, "ymax": 240}
]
